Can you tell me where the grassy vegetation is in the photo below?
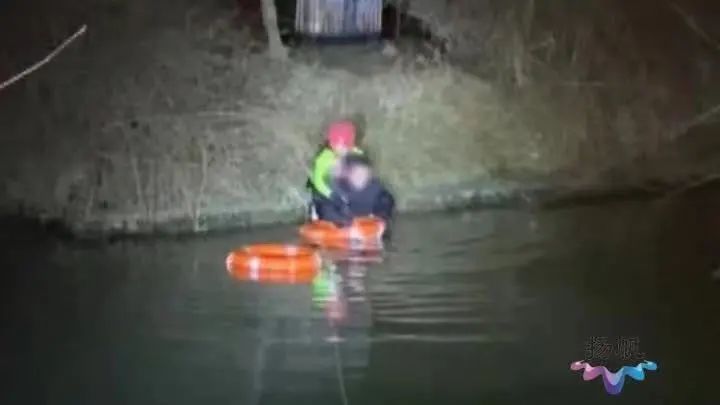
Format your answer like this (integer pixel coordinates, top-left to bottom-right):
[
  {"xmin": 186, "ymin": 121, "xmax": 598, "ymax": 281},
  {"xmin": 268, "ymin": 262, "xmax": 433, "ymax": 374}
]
[
  {"xmin": 0, "ymin": 0, "xmax": 719, "ymax": 236},
  {"xmin": 419, "ymin": 0, "xmax": 720, "ymax": 182}
]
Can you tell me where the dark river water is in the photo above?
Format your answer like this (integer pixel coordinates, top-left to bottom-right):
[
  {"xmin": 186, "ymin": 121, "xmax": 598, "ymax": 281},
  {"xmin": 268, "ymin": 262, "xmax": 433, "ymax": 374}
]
[{"xmin": 1, "ymin": 193, "xmax": 720, "ymax": 405}]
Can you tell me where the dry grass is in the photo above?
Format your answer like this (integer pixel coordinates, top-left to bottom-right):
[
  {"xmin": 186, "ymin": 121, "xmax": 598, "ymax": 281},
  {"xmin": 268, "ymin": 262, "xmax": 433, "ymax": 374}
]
[
  {"xmin": 1, "ymin": 0, "xmax": 720, "ymax": 235},
  {"xmin": 0, "ymin": 33, "xmax": 535, "ymax": 234},
  {"xmin": 414, "ymin": 0, "xmax": 720, "ymax": 183}
]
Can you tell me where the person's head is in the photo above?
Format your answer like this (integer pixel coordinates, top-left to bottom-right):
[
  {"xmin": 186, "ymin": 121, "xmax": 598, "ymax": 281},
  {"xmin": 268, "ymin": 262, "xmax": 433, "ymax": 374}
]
[
  {"xmin": 326, "ymin": 120, "xmax": 356, "ymax": 156},
  {"xmin": 344, "ymin": 154, "xmax": 372, "ymax": 191}
]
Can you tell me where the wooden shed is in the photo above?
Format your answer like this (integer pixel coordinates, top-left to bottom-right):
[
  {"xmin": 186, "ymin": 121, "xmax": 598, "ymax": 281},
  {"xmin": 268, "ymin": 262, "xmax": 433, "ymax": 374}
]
[{"xmin": 295, "ymin": 0, "xmax": 383, "ymax": 38}]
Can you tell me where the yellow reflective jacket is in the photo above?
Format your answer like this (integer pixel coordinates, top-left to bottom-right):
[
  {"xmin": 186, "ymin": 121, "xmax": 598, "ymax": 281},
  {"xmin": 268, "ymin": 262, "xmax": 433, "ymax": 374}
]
[{"xmin": 310, "ymin": 147, "xmax": 363, "ymax": 198}]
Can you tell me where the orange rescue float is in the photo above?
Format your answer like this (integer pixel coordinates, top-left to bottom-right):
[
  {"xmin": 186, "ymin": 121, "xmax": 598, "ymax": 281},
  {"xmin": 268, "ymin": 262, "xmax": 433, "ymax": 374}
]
[
  {"xmin": 226, "ymin": 244, "xmax": 321, "ymax": 284},
  {"xmin": 299, "ymin": 216, "xmax": 386, "ymax": 251}
]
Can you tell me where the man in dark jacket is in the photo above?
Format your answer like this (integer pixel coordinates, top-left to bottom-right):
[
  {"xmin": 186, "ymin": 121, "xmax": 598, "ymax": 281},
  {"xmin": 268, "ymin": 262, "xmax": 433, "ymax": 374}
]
[{"xmin": 315, "ymin": 154, "xmax": 395, "ymax": 227}]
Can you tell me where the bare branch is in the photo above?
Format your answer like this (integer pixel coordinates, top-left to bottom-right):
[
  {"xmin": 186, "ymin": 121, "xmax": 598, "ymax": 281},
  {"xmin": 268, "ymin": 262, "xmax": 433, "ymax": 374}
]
[
  {"xmin": 0, "ymin": 25, "xmax": 87, "ymax": 92},
  {"xmin": 668, "ymin": 3, "xmax": 720, "ymax": 52},
  {"xmin": 666, "ymin": 3, "xmax": 720, "ymax": 135},
  {"xmin": 677, "ymin": 103, "xmax": 720, "ymax": 134}
]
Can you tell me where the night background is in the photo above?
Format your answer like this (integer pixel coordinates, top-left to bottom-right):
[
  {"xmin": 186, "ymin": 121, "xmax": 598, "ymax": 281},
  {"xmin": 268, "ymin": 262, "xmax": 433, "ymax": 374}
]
[{"xmin": 1, "ymin": 0, "xmax": 719, "ymax": 404}]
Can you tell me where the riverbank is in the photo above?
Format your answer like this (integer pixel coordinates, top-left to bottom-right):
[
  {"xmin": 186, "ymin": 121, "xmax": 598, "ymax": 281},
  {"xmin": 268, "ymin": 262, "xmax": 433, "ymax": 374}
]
[
  {"xmin": 1, "ymin": 0, "xmax": 719, "ymax": 239},
  {"xmin": 14, "ymin": 176, "xmax": 711, "ymax": 240}
]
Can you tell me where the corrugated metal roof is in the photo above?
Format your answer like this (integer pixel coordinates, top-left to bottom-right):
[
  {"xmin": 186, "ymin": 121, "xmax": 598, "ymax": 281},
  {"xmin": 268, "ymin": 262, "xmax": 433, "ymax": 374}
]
[{"xmin": 295, "ymin": 0, "xmax": 382, "ymax": 37}]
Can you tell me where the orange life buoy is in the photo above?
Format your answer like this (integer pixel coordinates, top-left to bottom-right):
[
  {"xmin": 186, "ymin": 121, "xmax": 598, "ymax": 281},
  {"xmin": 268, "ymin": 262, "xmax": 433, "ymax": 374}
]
[
  {"xmin": 299, "ymin": 216, "xmax": 386, "ymax": 250},
  {"xmin": 226, "ymin": 244, "xmax": 321, "ymax": 283}
]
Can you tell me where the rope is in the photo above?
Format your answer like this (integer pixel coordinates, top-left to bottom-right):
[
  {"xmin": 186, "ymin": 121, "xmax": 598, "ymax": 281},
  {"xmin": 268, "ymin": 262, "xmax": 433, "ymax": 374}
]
[
  {"xmin": 332, "ymin": 326, "xmax": 350, "ymax": 405},
  {"xmin": 327, "ymin": 263, "xmax": 349, "ymax": 405}
]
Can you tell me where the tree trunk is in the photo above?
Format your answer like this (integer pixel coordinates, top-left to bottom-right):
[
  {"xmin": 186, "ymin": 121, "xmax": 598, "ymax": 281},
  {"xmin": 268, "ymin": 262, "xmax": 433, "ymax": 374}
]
[{"xmin": 260, "ymin": 0, "xmax": 288, "ymax": 60}]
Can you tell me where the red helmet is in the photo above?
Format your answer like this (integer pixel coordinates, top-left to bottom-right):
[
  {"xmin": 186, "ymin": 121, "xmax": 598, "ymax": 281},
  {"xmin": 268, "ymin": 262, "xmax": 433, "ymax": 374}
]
[{"xmin": 326, "ymin": 120, "xmax": 356, "ymax": 150}]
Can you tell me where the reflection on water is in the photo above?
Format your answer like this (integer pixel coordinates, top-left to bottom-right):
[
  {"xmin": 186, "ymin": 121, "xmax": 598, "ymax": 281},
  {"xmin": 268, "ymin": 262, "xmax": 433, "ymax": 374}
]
[{"xmin": 2, "ymin": 193, "xmax": 720, "ymax": 404}]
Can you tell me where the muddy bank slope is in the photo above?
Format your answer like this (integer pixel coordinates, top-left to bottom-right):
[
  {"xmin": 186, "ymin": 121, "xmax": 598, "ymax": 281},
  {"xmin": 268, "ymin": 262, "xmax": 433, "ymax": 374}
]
[{"xmin": 1, "ymin": 1, "xmax": 719, "ymax": 237}]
